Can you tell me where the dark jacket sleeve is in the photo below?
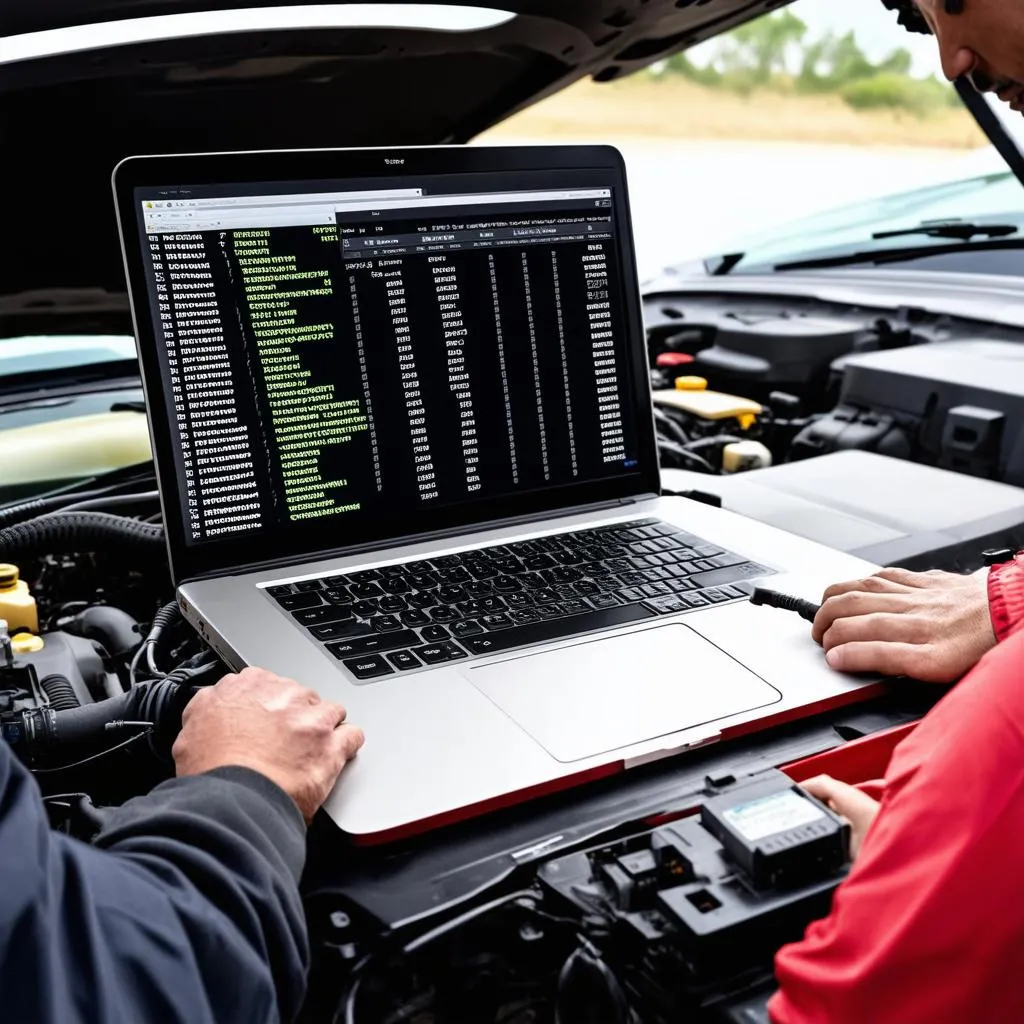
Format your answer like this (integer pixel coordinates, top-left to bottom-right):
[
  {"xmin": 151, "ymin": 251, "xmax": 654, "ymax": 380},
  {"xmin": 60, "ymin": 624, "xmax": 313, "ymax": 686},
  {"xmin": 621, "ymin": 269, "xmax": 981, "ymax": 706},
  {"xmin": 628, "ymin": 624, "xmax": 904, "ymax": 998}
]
[{"xmin": 0, "ymin": 740, "xmax": 309, "ymax": 1024}]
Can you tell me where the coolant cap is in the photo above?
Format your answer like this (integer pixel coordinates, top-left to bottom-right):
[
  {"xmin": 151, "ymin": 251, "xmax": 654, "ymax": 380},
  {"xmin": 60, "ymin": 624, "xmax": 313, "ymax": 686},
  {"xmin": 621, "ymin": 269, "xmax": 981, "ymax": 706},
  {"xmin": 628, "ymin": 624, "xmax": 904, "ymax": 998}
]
[
  {"xmin": 674, "ymin": 376, "xmax": 708, "ymax": 391},
  {"xmin": 0, "ymin": 565, "xmax": 19, "ymax": 589}
]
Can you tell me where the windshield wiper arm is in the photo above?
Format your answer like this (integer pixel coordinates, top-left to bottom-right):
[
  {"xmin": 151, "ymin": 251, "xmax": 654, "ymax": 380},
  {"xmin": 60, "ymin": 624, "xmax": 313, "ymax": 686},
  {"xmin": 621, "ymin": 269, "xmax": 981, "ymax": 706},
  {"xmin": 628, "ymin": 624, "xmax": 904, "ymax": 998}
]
[
  {"xmin": 773, "ymin": 236, "xmax": 1024, "ymax": 272},
  {"xmin": 872, "ymin": 221, "xmax": 1019, "ymax": 242}
]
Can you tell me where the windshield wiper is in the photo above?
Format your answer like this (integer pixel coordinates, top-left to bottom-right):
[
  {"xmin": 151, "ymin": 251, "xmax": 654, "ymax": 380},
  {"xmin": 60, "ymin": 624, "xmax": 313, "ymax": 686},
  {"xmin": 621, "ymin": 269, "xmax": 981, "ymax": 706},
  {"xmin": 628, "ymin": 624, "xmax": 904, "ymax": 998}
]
[
  {"xmin": 872, "ymin": 220, "xmax": 1019, "ymax": 242},
  {"xmin": 772, "ymin": 236, "xmax": 1024, "ymax": 273}
]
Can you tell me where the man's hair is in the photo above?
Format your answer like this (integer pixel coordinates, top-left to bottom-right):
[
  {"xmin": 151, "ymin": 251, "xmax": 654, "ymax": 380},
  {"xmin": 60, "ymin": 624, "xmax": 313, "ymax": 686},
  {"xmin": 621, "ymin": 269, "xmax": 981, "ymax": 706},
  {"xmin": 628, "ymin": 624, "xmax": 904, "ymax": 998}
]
[{"xmin": 880, "ymin": 0, "xmax": 965, "ymax": 35}]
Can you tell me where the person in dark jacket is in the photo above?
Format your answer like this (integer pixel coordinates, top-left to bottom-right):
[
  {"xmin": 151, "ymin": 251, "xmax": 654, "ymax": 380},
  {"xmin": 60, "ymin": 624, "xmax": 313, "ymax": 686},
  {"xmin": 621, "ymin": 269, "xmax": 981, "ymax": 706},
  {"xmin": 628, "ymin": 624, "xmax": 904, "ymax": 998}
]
[{"xmin": 0, "ymin": 666, "xmax": 364, "ymax": 1024}]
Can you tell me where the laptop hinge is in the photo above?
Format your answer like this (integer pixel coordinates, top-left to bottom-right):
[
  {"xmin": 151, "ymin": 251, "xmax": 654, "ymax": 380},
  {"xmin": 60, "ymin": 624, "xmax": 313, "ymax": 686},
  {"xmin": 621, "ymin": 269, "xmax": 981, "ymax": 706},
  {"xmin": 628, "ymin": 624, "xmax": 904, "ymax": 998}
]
[{"xmin": 188, "ymin": 495, "xmax": 654, "ymax": 583}]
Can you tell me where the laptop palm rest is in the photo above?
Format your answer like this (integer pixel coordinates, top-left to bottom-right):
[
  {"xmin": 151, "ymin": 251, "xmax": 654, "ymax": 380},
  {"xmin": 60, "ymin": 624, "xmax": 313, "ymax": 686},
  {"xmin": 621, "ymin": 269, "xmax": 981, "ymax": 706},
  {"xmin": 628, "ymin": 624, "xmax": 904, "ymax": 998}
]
[{"xmin": 468, "ymin": 623, "xmax": 782, "ymax": 764}]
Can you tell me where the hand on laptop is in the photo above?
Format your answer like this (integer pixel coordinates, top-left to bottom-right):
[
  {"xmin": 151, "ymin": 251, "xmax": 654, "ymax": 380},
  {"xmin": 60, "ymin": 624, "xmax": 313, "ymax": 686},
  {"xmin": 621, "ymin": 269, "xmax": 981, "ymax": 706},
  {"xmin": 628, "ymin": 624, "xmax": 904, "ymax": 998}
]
[
  {"xmin": 173, "ymin": 667, "xmax": 365, "ymax": 822},
  {"xmin": 811, "ymin": 567, "xmax": 996, "ymax": 683}
]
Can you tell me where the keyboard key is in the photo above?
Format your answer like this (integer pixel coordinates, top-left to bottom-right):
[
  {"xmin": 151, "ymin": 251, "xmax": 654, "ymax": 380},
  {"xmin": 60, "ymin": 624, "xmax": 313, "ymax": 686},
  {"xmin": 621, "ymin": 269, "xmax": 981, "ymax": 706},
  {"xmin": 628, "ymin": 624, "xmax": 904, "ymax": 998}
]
[
  {"xmin": 451, "ymin": 619, "xmax": 484, "ymax": 638},
  {"xmin": 378, "ymin": 596, "xmax": 408, "ymax": 614},
  {"xmin": 310, "ymin": 619, "xmax": 375, "ymax": 641},
  {"xmin": 619, "ymin": 587, "xmax": 645, "ymax": 602},
  {"xmin": 438, "ymin": 585, "xmax": 466, "ymax": 603},
  {"xmin": 407, "ymin": 573, "xmax": 438, "ymax": 590},
  {"xmin": 406, "ymin": 592, "xmax": 436, "ymax": 609},
  {"xmin": 401, "ymin": 609, "xmax": 431, "ymax": 628},
  {"xmin": 464, "ymin": 581, "xmax": 494, "ymax": 598},
  {"xmin": 524, "ymin": 554, "xmax": 555, "ymax": 570},
  {"xmin": 380, "ymin": 578, "xmax": 411, "ymax": 596},
  {"xmin": 586, "ymin": 594, "xmax": 622, "ymax": 610},
  {"xmin": 492, "ymin": 576, "xmax": 523, "ymax": 593},
  {"xmin": 416, "ymin": 641, "xmax": 468, "ymax": 665},
  {"xmin": 420, "ymin": 625, "xmax": 451, "ymax": 642},
  {"xmin": 532, "ymin": 588, "xmax": 558, "ymax": 605},
  {"xmin": 387, "ymin": 650, "xmax": 422, "ymax": 671},
  {"xmin": 328, "ymin": 630, "xmax": 419, "ymax": 659},
  {"xmin": 431, "ymin": 555, "xmax": 463, "ymax": 570},
  {"xmin": 294, "ymin": 580, "xmax": 324, "ymax": 592},
  {"xmin": 267, "ymin": 585, "xmax": 293, "ymax": 597},
  {"xmin": 429, "ymin": 606, "xmax": 459, "ymax": 623},
  {"xmin": 343, "ymin": 655, "xmax": 394, "ymax": 680},
  {"xmin": 372, "ymin": 615, "xmax": 403, "ymax": 632},
  {"xmin": 463, "ymin": 605, "xmax": 654, "ymax": 656},
  {"xmin": 437, "ymin": 566, "xmax": 471, "ymax": 584},
  {"xmin": 322, "ymin": 574, "xmax": 351, "ymax": 587},
  {"xmin": 273, "ymin": 591, "xmax": 323, "ymax": 611},
  {"xmin": 690, "ymin": 564, "xmax": 771, "ymax": 590},
  {"xmin": 641, "ymin": 583, "xmax": 672, "ymax": 598},
  {"xmin": 511, "ymin": 609, "xmax": 540, "ymax": 624},
  {"xmin": 349, "ymin": 570, "xmax": 381, "ymax": 584},
  {"xmin": 378, "ymin": 565, "xmax": 406, "ymax": 580},
  {"xmin": 293, "ymin": 605, "xmax": 355, "ymax": 628},
  {"xmin": 505, "ymin": 592, "xmax": 534, "ymax": 609},
  {"xmin": 351, "ymin": 599, "xmax": 379, "ymax": 618},
  {"xmin": 644, "ymin": 595, "xmax": 689, "ymax": 615},
  {"xmin": 481, "ymin": 613, "xmax": 513, "ymax": 629},
  {"xmin": 351, "ymin": 582, "xmax": 383, "ymax": 599},
  {"xmin": 557, "ymin": 599, "xmax": 589, "ymax": 615},
  {"xmin": 479, "ymin": 596, "xmax": 508, "ymax": 613},
  {"xmin": 324, "ymin": 588, "xmax": 354, "ymax": 605},
  {"xmin": 703, "ymin": 589, "xmax": 729, "ymax": 604}
]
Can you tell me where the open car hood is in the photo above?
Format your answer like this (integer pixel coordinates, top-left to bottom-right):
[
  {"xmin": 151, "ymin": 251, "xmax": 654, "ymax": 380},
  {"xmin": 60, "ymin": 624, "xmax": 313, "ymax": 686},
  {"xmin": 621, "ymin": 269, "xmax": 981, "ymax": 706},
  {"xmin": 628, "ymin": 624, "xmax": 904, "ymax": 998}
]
[{"xmin": 0, "ymin": 0, "xmax": 792, "ymax": 330}]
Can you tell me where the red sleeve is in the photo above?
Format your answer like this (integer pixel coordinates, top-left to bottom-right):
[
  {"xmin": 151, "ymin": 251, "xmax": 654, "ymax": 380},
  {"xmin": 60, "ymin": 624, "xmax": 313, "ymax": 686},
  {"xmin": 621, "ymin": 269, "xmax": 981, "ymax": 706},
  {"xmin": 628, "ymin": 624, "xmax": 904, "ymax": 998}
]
[
  {"xmin": 769, "ymin": 630, "xmax": 1024, "ymax": 1024},
  {"xmin": 989, "ymin": 551, "xmax": 1024, "ymax": 643}
]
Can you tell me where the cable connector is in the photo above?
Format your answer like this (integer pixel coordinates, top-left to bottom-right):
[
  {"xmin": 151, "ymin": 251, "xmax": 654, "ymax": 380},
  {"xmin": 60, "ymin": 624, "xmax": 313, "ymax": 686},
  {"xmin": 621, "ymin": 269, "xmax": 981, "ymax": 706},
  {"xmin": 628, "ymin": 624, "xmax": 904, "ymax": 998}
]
[{"xmin": 749, "ymin": 587, "xmax": 820, "ymax": 623}]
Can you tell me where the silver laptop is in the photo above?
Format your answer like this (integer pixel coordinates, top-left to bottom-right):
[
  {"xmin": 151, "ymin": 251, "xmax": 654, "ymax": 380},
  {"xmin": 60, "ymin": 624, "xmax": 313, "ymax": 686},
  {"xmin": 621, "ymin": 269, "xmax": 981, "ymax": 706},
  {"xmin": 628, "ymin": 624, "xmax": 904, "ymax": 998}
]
[{"xmin": 114, "ymin": 146, "xmax": 881, "ymax": 842}]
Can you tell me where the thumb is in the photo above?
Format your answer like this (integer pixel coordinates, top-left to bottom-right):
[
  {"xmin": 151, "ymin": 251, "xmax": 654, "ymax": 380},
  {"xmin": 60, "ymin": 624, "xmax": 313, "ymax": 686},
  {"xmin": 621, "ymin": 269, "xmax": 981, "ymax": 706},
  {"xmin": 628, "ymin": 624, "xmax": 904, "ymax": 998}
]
[{"xmin": 801, "ymin": 775, "xmax": 880, "ymax": 831}]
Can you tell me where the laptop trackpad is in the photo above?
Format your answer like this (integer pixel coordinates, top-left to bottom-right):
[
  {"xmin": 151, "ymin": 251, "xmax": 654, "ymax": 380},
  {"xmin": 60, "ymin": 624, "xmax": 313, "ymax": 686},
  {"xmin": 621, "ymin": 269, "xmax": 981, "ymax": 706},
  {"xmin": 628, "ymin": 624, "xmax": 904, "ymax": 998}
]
[{"xmin": 468, "ymin": 624, "xmax": 781, "ymax": 763}]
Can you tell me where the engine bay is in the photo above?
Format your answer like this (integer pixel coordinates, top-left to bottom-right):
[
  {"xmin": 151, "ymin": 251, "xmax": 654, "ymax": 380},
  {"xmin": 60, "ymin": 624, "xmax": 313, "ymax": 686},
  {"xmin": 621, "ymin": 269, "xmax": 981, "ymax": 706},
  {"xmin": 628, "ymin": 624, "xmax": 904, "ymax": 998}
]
[{"xmin": 1, "ymin": 284, "xmax": 1022, "ymax": 1021}]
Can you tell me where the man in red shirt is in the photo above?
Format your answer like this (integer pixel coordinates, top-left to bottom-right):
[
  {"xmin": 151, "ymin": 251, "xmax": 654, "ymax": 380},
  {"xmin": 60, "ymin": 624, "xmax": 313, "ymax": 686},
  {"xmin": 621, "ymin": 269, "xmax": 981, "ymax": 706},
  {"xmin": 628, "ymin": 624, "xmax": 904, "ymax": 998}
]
[{"xmin": 765, "ymin": 13, "xmax": 1024, "ymax": 1013}]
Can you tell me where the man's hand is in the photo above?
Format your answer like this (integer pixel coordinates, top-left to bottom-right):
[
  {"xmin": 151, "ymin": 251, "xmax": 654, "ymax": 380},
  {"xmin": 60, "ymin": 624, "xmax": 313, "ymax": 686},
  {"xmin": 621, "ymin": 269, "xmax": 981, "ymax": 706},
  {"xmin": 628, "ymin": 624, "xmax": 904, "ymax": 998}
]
[
  {"xmin": 801, "ymin": 775, "xmax": 880, "ymax": 861},
  {"xmin": 172, "ymin": 667, "xmax": 365, "ymax": 822},
  {"xmin": 812, "ymin": 567, "xmax": 996, "ymax": 683}
]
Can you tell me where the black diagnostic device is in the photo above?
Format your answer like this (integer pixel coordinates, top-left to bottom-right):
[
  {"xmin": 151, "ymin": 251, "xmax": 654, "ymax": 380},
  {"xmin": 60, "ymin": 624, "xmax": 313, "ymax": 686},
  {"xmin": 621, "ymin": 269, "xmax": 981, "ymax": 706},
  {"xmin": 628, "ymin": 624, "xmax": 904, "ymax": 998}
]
[{"xmin": 701, "ymin": 775, "xmax": 850, "ymax": 890}]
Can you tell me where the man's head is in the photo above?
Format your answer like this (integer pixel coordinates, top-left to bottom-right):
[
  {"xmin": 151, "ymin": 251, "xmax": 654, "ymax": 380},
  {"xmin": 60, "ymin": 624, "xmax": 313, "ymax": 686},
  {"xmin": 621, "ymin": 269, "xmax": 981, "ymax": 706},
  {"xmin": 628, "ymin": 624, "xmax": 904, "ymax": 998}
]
[{"xmin": 883, "ymin": 0, "xmax": 1024, "ymax": 110}]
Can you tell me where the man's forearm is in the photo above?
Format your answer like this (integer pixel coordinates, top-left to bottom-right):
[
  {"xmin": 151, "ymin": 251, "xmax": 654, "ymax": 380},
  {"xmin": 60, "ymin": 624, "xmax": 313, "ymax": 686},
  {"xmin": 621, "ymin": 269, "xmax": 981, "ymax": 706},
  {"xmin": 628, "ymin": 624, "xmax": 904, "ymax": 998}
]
[{"xmin": 1, "ymin": 740, "xmax": 309, "ymax": 1024}]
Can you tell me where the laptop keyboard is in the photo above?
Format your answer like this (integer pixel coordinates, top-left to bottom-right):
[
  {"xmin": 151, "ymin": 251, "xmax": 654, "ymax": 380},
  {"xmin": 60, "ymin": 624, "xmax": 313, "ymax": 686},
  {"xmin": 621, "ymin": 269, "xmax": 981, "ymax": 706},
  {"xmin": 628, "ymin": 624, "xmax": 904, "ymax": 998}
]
[{"xmin": 264, "ymin": 518, "xmax": 773, "ymax": 682}]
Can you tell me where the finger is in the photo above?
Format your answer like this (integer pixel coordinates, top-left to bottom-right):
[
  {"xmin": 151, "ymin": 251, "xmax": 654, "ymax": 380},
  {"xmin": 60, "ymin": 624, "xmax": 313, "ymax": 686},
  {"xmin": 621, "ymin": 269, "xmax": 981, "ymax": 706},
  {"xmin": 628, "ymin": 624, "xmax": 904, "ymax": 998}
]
[
  {"xmin": 825, "ymin": 640, "xmax": 929, "ymax": 678},
  {"xmin": 330, "ymin": 723, "xmax": 366, "ymax": 766},
  {"xmin": 822, "ymin": 612, "xmax": 929, "ymax": 651},
  {"xmin": 802, "ymin": 776, "xmax": 880, "ymax": 824},
  {"xmin": 820, "ymin": 575, "xmax": 914, "ymax": 604},
  {"xmin": 313, "ymin": 699, "xmax": 348, "ymax": 728},
  {"xmin": 179, "ymin": 685, "xmax": 212, "ymax": 724},
  {"xmin": 812, "ymin": 591, "xmax": 915, "ymax": 644}
]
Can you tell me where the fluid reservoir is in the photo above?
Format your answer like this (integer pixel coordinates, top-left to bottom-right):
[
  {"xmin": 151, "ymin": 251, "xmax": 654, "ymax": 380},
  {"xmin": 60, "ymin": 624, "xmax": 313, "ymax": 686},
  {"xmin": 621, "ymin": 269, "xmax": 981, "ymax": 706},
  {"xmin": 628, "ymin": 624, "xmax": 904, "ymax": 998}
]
[{"xmin": 0, "ymin": 564, "xmax": 39, "ymax": 634}]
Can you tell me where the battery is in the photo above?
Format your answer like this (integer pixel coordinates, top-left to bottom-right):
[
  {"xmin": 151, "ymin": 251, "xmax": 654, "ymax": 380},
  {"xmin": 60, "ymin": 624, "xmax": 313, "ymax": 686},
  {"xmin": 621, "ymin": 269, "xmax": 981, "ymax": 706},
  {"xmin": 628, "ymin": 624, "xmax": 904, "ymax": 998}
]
[{"xmin": 701, "ymin": 777, "xmax": 850, "ymax": 890}]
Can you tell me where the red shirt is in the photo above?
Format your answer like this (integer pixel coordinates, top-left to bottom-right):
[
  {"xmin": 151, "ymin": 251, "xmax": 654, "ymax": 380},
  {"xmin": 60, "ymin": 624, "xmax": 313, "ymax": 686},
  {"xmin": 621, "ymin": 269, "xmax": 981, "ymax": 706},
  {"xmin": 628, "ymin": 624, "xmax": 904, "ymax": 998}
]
[{"xmin": 770, "ymin": 628, "xmax": 1024, "ymax": 1023}]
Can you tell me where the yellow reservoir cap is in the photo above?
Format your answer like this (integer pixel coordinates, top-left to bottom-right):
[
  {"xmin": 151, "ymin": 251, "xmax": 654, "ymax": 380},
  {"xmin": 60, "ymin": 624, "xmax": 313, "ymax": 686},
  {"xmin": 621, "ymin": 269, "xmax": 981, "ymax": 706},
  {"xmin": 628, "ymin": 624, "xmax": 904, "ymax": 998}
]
[
  {"xmin": 0, "ymin": 564, "xmax": 38, "ymax": 634},
  {"xmin": 674, "ymin": 376, "xmax": 708, "ymax": 391},
  {"xmin": 11, "ymin": 634, "xmax": 44, "ymax": 655}
]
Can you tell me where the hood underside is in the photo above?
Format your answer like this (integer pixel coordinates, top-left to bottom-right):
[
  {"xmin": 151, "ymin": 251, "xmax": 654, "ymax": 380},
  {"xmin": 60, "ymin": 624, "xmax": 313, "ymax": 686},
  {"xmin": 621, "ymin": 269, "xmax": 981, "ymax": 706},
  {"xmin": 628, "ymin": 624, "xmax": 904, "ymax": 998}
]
[{"xmin": 0, "ymin": 0, "xmax": 790, "ymax": 322}]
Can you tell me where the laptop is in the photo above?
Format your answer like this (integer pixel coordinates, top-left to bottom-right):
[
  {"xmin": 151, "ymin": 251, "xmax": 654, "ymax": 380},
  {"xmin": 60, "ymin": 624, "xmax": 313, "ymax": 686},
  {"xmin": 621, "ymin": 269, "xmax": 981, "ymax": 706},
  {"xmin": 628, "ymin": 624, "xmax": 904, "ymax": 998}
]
[{"xmin": 113, "ymin": 146, "xmax": 883, "ymax": 843}]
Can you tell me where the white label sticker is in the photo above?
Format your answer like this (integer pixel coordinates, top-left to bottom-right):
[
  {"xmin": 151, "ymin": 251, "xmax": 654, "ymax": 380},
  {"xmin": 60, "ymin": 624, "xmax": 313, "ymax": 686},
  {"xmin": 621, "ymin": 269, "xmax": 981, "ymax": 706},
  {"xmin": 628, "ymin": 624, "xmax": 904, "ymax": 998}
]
[{"xmin": 722, "ymin": 790, "xmax": 825, "ymax": 843}]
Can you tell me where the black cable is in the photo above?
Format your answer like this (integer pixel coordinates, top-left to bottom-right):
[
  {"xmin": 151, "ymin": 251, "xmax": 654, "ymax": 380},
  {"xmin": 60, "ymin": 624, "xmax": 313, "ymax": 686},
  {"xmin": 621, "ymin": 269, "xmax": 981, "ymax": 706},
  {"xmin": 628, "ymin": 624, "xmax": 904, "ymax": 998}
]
[
  {"xmin": 338, "ymin": 890, "xmax": 542, "ymax": 1024},
  {"xmin": 143, "ymin": 602, "xmax": 181, "ymax": 679},
  {"xmin": 750, "ymin": 587, "xmax": 821, "ymax": 623},
  {"xmin": 30, "ymin": 729, "xmax": 152, "ymax": 775}
]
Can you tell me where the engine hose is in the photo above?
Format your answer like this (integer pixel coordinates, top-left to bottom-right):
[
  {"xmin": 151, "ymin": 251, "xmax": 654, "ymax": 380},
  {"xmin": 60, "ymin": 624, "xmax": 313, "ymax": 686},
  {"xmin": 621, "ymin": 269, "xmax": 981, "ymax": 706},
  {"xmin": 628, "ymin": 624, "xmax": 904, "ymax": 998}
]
[
  {"xmin": 41, "ymin": 673, "xmax": 81, "ymax": 712},
  {"xmin": 48, "ymin": 679, "xmax": 195, "ymax": 755},
  {"xmin": 0, "ymin": 497, "xmax": 50, "ymax": 530},
  {"xmin": 62, "ymin": 606, "xmax": 141, "ymax": 658},
  {"xmin": 0, "ymin": 512, "xmax": 164, "ymax": 560}
]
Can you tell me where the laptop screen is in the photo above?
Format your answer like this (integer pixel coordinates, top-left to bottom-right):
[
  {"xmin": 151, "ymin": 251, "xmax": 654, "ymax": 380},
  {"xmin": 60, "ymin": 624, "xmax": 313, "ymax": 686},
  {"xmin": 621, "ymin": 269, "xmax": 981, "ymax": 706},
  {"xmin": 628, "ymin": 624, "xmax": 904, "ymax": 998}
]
[{"xmin": 121, "ymin": 149, "xmax": 656, "ymax": 579}]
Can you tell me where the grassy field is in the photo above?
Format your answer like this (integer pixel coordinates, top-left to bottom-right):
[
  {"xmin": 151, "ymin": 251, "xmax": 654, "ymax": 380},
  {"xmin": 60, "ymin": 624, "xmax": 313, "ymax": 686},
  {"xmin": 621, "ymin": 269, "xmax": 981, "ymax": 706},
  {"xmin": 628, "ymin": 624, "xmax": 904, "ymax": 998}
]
[{"xmin": 478, "ymin": 77, "xmax": 987, "ymax": 150}]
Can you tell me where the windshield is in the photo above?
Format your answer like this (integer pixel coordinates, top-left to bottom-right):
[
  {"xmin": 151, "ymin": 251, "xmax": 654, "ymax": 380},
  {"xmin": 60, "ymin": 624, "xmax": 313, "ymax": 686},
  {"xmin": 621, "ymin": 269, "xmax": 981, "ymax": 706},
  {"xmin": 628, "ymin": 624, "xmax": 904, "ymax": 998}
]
[{"xmin": 712, "ymin": 169, "xmax": 1023, "ymax": 273}]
